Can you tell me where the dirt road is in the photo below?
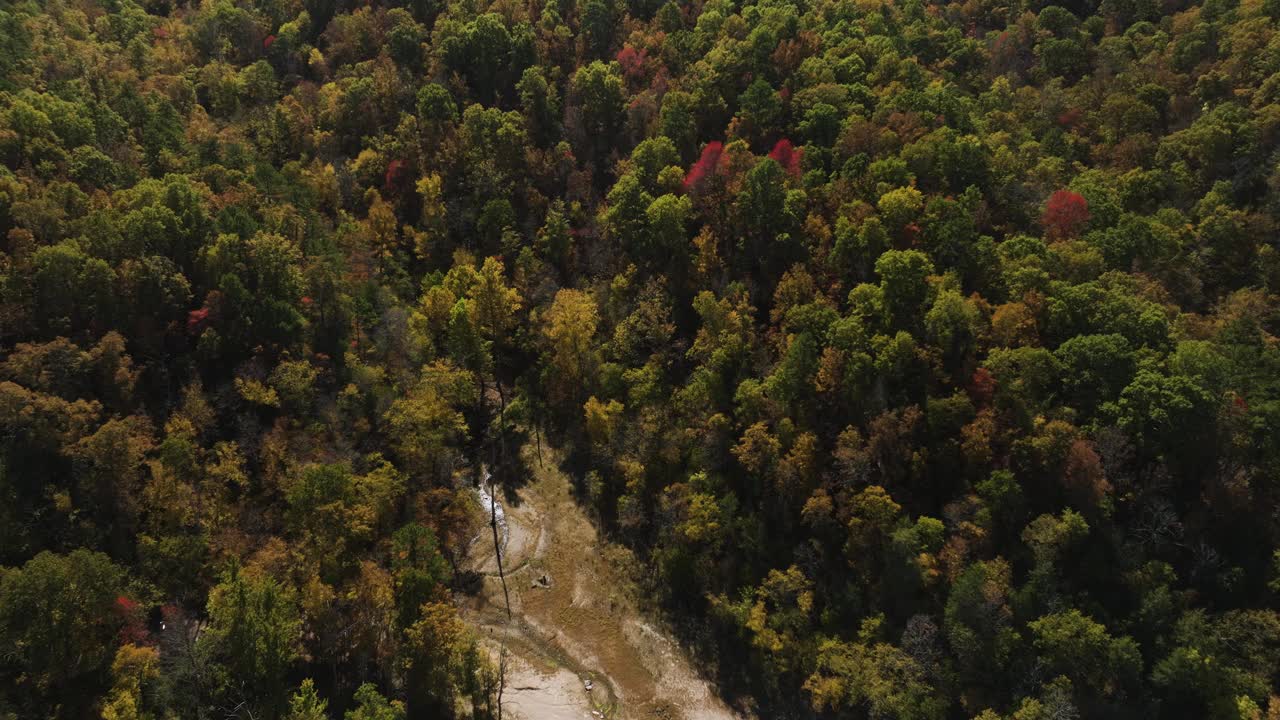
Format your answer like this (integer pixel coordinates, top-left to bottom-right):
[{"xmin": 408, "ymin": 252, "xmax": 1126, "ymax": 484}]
[{"xmin": 460, "ymin": 444, "xmax": 745, "ymax": 720}]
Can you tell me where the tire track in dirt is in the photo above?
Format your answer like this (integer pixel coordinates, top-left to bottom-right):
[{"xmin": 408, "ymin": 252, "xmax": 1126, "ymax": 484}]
[{"xmin": 459, "ymin": 444, "xmax": 746, "ymax": 720}]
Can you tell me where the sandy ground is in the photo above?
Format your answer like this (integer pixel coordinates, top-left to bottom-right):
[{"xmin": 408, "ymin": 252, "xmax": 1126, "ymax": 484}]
[
  {"xmin": 461, "ymin": 444, "xmax": 746, "ymax": 720},
  {"xmin": 503, "ymin": 656, "xmax": 596, "ymax": 720}
]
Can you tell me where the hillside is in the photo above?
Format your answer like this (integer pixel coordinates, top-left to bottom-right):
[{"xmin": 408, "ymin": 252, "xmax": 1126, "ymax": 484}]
[{"xmin": 2, "ymin": 0, "xmax": 1280, "ymax": 718}]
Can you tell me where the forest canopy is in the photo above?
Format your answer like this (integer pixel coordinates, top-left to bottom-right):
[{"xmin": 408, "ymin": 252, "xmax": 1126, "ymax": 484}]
[{"xmin": 2, "ymin": 0, "xmax": 1280, "ymax": 717}]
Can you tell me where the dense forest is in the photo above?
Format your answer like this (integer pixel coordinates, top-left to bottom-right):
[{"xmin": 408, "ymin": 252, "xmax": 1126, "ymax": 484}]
[{"xmin": 2, "ymin": 0, "xmax": 1280, "ymax": 717}]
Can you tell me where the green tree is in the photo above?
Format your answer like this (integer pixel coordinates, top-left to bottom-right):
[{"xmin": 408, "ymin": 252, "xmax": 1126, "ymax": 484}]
[
  {"xmin": 1029, "ymin": 610, "xmax": 1142, "ymax": 701},
  {"xmin": 346, "ymin": 683, "xmax": 407, "ymax": 720},
  {"xmin": 284, "ymin": 679, "xmax": 329, "ymax": 720},
  {"xmin": 0, "ymin": 550, "xmax": 128, "ymax": 714},
  {"xmin": 876, "ymin": 250, "xmax": 935, "ymax": 331},
  {"xmin": 201, "ymin": 567, "xmax": 302, "ymax": 720},
  {"xmin": 573, "ymin": 60, "xmax": 625, "ymax": 153}
]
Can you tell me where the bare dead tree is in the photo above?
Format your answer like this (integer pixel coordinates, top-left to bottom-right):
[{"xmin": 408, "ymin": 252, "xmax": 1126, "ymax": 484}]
[
  {"xmin": 487, "ymin": 477, "xmax": 512, "ymax": 720},
  {"xmin": 219, "ymin": 701, "xmax": 259, "ymax": 720},
  {"xmin": 486, "ymin": 375, "xmax": 514, "ymax": 720}
]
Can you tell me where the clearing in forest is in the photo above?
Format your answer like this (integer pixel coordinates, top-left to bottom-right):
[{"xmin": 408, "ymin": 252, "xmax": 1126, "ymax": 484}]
[{"xmin": 460, "ymin": 444, "xmax": 744, "ymax": 720}]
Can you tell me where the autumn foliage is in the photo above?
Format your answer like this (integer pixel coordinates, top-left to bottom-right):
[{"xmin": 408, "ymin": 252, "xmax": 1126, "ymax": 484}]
[
  {"xmin": 616, "ymin": 45, "xmax": 647, "ymax": 82},
  {"xmin": 684, "ymin": 141, "xmax": 724, "ymax": 191},
  {"xmin": 1042, "ymin": 189, "xmax": 1090, "ymax": 239},
  {"xmin": 767, "ymin": 138, "xmax": 803, "ymax": 177},
  {"xmin": 5, "ymin": 0, "xmax": 1280, "ymax": 718}
]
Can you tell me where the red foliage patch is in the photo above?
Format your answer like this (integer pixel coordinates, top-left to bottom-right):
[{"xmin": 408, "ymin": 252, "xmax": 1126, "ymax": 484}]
[
  {"xmin": 968, "ymin": 367, "xmax": 996, "ymax": 406},
  {"xmin": 384, "ymin": 159, "xmax": 406, "ymax": 192},
  {"xmin": 684, "ymin": 141, "xmax": 724, "ymax": 191},
  {"xmin": 186, "ymin": 307, "xmax": 210, "ymax": 334},
  {"xmin": 902, "ymin": 222, "xmax": 922, "ymax": 246},
  {"xmin": 263, "ymin": 34, "xmax": 276, "ymax": 49},
  {"xmin": 115, "ymin": 595, "xmax": 150, "ymax": 645},
  {"xmin": 768, "ymin": 138, "xmax": 803, "ymax": 177},
  {"xmin": 616, "ymin": 45, "xmax": 647, "ymax": 82},
  {"xmin": 1042, "ymin": 189, "xmax": 1089, "ymax": 239}
]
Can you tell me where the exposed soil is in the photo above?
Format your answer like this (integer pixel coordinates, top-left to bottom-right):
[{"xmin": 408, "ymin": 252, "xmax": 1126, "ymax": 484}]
[{"xmin": 460, "ymin": 444, "xmax": 745, "ymax": 720}]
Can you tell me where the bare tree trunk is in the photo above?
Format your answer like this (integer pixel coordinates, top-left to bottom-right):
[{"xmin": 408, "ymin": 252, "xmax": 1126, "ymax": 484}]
[
  {"xmin": 534, "ymin": 415, "xmax": 544, "ymax": 468},
  {"xmin": 496, "ymin": 380, "xmax": 509, "ymax": 472},
  {"xmin": 488, "ymin": 475, "xmax": 512, "ymax": 619},
  {"xmin": 487, "ymin": 465, "xmax": 511, "ymax": 720}
]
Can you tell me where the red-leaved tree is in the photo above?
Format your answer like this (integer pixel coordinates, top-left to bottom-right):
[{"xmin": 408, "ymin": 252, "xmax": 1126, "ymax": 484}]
[
  {"xmin": 115, "ymin": 595, "xmax": 150, "ymax": 645},
  {"xmin": 616, "ymin": 45, "xmax": 647, "ymax": 83},
  {"xmin": 968, "ymin": 366, "xmax": 996, "ymax": 407},
  {"xmin": 768, "ymin": 139, "xmax": 803, "ymax": 177},
  {"xmin": 684, "ymin": 141, "xmax": 724, "ymax": 191},
  {"xmin": 384, "ymin": 159, "xmax": 407, "ymax": 193},
  {"xmin": 1042, "ymin": 190, "xmax": 1089, "ymax": 239}
]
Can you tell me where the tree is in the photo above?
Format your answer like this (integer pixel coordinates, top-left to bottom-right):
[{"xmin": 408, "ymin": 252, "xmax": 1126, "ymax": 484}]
[
  {"xmin": 630, "ymin": 136, "xmax": 680, "ymax": 188},
  {"xmin": 646, "ymin": 193, "xmax": 692, "ymax": 266},
  {"xmin": 200, "ymin": 566, "xmax": 302, "ymax": 720},
  {"xmin": 0, "ymin": 550, "xmax": 128, "ymax": 714},
  {"xmin": 684, "ymin": 141, "xmax": 724, "ymax": 192},
  {"xmin": 31, "ymin": 241, "xmax": 117, "ymax": 335},
  {"xmin": 400, "ymin": 602, "xmax": 490, "ymax": 718},
  {"xmin": 1054, "ymin": 333, "xmax": 1134, "ymax": 416},
  {"xmin": 767, "ymin": 139, "xmax": 802, "ymax": 177},
  {"xmin": 438, "ymin": 14, "xmax": 525, "ymax": 102},
  {"xmin": 945, "ymin": 559, "xmax": 1016, "ymax": 691},
  {"xmin": 736, "ymin": 156, "xmax": 803, "ymax": 282},
  {"xmin": 581, "ymin": 0, "xmax": 617, "ymax": 57},
  {"xmin": 346, "ymin": 683, "xmax": 407, "ymax": 720},
  {"xmin": 284, "ymin": 679, "xmax": 329, "ymax": 720},
  {"xmin": 878, "ymin": 186, "xmax": 925, "ymax": 236},
  {"xmin": 471, "ymin": 256, "xmax": 522, "ymax": 343},
  {"xmin": 541, "ymin": 289, "xmax": 600, "ymax": 409},
  {"xmin": 517, "ymin": 66, "xmax": 560, "ymax": 144},
  {"xmin": 201, "ymin": 231, "xmax": 306, "ymax": 359},
  {"xmin": 1042, "ymin": 190, "xmax": 1090, "ymax": 240},
  {"xmin": 876, "ymin": 250, "xmax": 935, "ymax": 331},
  {"xmin": 804, "ymin": 637, "xmax": 947, "ymax": 720},
  {"xmin": 70, "ymin": 415, "xmax": 154, "ymax": 552},
  {"xmin": 417, "ymin": 84, "xmax": 458, "ymax": 131},
  {"xmin": 738, "ymin": 79, "xmax": 781, "ymax": 144},
  {"xmin": 101, "ymin": 644, "xmax": 161, "ymax": 720},
  {"xmin": 602, "ymin": 173, "xmax": 653, "ymax": 253},
  {"xmin": 1153, "ymin": 610, "xmax": 1280, "ymax": 718},
  {"xmin": 846, "ymin": 485, "xmax": 902, "ymax": 559},
  {"xmin": 392, "ymin": 523, "xmax": 452, "ymax": 631},
  {"xmin": 1110, "ymin": 368, "xmax": 1217, "ymax": 463},
  {"xmin": 384, "ymin": 365, "xmax": 472, "ymax": 481},
  {"xmin": 1029, "ymin": 610, "xmax": 1142, "ymax": 701},
  {"xmin": 573, "ymin": 60, "xmax": 625, "ymax": 154}
]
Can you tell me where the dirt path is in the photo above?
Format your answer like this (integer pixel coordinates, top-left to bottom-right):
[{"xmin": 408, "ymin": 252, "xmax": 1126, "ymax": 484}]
[{"xmin": 459, "ymin": 444, "xmax": 745, "ymax": 720}]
